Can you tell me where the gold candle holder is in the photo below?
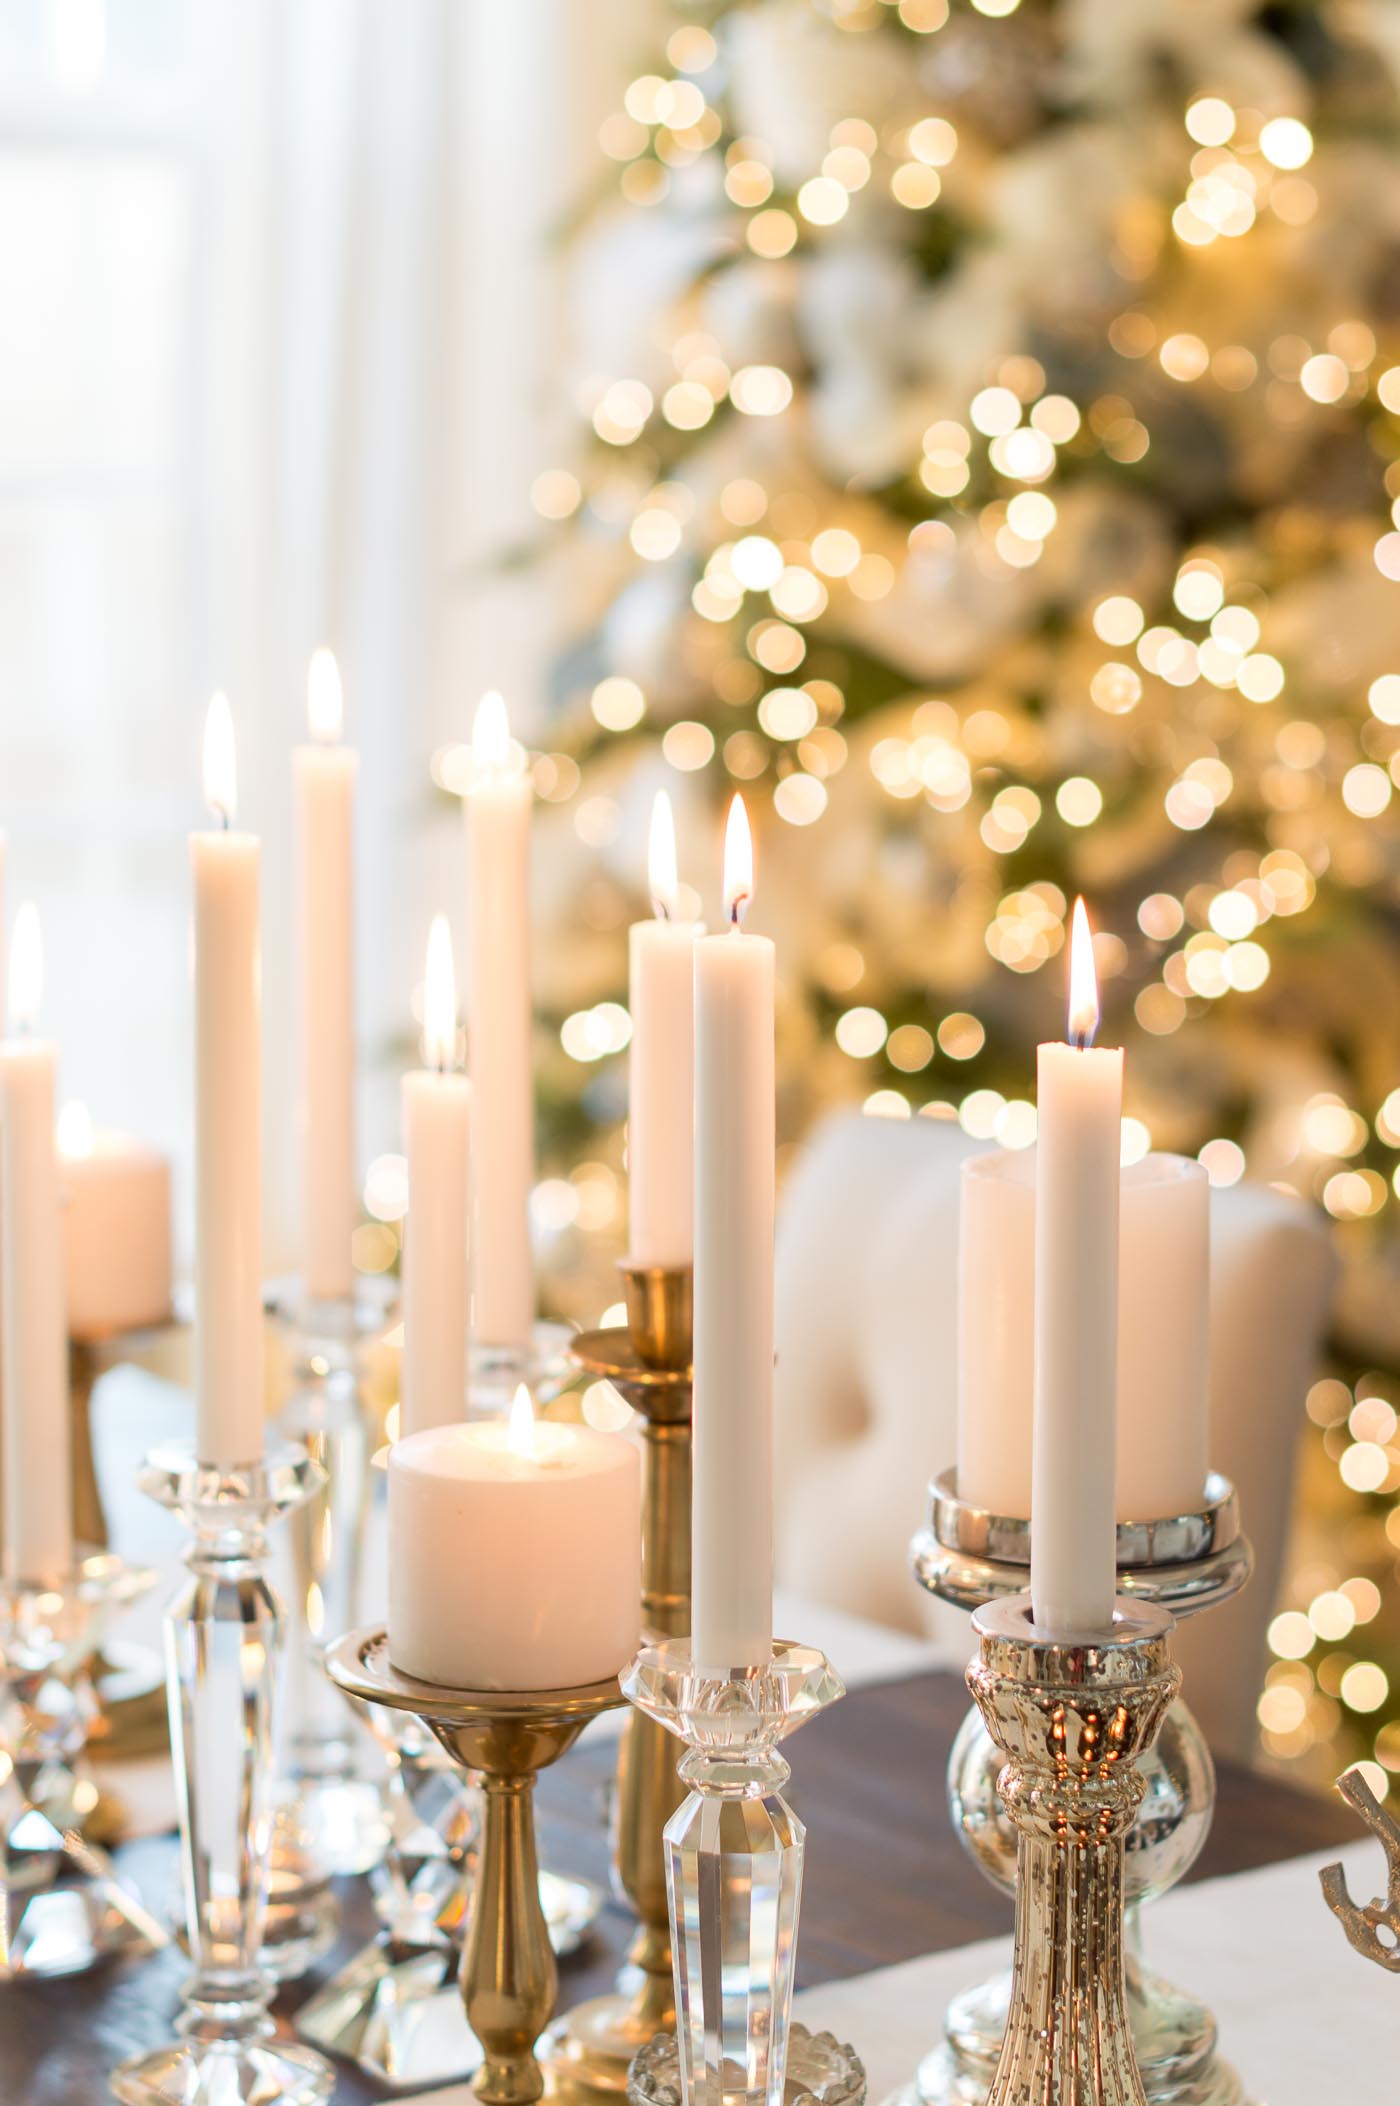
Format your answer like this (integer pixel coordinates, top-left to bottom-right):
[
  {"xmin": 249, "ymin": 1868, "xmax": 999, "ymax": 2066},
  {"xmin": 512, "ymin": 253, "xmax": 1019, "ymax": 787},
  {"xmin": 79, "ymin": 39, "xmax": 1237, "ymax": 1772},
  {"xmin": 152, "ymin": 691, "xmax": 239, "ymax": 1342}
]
[
  {"xmin": 968, "ymin": 1593, "xmax": 1180, "ymax": 2106},
  {"xmin": 542, "ymin": 1263, "xmax": 692, "ymax": 2102},
  {"xmin": 327, "ymin": 1629, "xmax": 624, "ymax": 2106}
]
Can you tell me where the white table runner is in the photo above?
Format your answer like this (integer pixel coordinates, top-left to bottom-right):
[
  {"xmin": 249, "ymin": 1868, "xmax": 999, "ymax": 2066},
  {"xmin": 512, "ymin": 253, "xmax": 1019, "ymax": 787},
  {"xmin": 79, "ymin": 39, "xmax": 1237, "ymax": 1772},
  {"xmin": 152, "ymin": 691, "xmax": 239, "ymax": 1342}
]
[{"xmin": 795, "ymin": 1840, "xmax": 1392, "ymax": 2106}]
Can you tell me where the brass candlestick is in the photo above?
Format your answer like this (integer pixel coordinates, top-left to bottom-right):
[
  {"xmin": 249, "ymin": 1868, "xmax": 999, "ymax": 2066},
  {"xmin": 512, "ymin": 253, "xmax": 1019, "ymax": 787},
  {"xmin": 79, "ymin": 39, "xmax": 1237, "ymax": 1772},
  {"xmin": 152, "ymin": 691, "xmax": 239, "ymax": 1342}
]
[
  {"xmin": 542, "ymin": 1263, "xmax": 692, "ymax": 2102},
  {"xmin": 327, "ymin": 1629, "xmax": 624, "ymax": 2106},
  {"xmin": 968, "ymin": 1595, "xmax": 1180, "ymax": 2106}
]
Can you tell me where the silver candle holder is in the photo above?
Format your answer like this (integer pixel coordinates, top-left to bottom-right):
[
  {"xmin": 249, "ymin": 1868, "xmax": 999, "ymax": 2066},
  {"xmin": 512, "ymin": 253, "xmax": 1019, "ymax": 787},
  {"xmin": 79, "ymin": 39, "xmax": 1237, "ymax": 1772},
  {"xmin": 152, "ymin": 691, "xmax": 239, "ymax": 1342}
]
[{"xmin": 883, "ymin": 1470, "xmax": 1253, "ymax": 2106}]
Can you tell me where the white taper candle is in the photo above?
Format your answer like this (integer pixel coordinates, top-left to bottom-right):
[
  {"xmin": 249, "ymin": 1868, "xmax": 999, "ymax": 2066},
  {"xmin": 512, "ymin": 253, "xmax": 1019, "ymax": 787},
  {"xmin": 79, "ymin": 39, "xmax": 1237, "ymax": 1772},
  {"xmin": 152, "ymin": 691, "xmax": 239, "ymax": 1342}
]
[
  {"xmin": 464, "ymin": 692, "xmax": 534, "ymax": 1349},
  {"xmin": 628, "ymin": 792, "xmax": 701, "ymax": 1267},
  {"xmin": 1030, "ymin": 899, "xmax": 1123, "ymax": 1635},
  {"xmin": 691, "ymin": 796, "xmax": 774, "ymax": 1670},
  {"xmin": 294, "ymin": 648, "xmax": 358, "ymax": 1303},
  {"xmin": 0, "ymin": 907, "xmax": 71, "ymax": 1579},
  {"xmin": 401, "ymin": 916, "xmax": 471, "ymax": 1436},
  {"xmin": 192, "ymin": 694, "xmax": 265, "ymax": 1467}
]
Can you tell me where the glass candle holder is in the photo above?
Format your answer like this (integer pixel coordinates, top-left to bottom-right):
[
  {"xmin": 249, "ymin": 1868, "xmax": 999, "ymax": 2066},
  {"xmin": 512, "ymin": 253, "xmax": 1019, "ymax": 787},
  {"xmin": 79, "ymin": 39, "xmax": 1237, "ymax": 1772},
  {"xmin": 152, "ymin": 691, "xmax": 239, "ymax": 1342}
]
[
  {"xmin": 623, "ymin": 1636, "xmax": 845, "ymax": 2106},
  {"xmin": 0, "ymin": 1548, "xmax": 156, "ymax": 1978},
  {"xmin": 110, "ymin": 1441, "xmax": 333, "ymax": 2106}
]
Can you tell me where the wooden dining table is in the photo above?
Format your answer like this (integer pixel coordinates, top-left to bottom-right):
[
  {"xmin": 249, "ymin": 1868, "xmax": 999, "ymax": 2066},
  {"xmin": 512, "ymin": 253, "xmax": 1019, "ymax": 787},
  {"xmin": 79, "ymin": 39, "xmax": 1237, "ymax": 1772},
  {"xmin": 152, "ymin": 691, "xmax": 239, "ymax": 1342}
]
[{"xmin": 2, "ymin": 1664, "xmax": 1357, "ymax": 2105}]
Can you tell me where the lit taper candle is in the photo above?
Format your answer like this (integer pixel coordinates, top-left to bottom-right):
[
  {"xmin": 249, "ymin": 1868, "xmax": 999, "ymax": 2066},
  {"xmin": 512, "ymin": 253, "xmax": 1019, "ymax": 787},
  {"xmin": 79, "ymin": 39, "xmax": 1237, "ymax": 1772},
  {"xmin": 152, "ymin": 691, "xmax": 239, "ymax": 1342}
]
[
  {"xmin": 1030, "ymin": 898, "xmax": 1123, "ymax": 1634},
  {"xmin": 294, "ymin": 648, "xmax": 358, "ymax": 1303},
  {"xmin": 0, "ymin": 907, "xmax": 72, "ymax": 1579},
  {"xmin": 692, "ymin": 796, "xmax": 774, "ymax": 1669},
  {"xmin": 192, "ymin": 694, "xmax": 265, "ymax": 1466},
  {"xmin": 628, "ymin": 791, "xmax": 701, "ymax": 1266},
  {"xmin": 401, "ymin": 916, "xmax": 471, "ymax": 1436},
  {"xmin": 464, "ymin": 691, "xmax": 534, "ymax": 1350}
]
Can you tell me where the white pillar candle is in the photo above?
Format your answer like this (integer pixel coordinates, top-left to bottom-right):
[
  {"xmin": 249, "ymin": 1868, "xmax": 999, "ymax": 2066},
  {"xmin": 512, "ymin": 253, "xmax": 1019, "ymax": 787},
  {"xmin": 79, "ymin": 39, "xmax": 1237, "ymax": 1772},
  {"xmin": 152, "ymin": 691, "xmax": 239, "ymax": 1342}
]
[
  {"xmin": 463, "ymin": 691, "xmax": 534, "ymax": 1350},
  {"xmin": 58, "ymin": 1103, "xmax": 173, "ymax": 1342},
  {"xmin": 192, "ymin": 694, "xmax": 265, "ymax": 1468},
  {"xmin": 0, "ymin": 907, "xmax": 72, "ymax": 1579},
  {"xmin": 401, "ymin": 916, "xmax": 471, "ymax": 1437},
  {"xmin": 692, "ymin": 796, "xmax": 774, "ymax": 1671},
  {"xmin": 959, "ymin": 1151, "xmax": 1210, "ymax": 1522},
  {"xmin": 1030, "ymin": 900, "xmax": 1123, "ymax": 1636},
  {"xmin": 388, "ymin": 1385, "xmax": 640, "ymax": 1689},
  {"xmin": 628, "ymin": 791, "xmax": 701, "ymax": 1267},
  {"xmin": 294, "ymin": 649, "xmax": 358, "ymax": 1304}
]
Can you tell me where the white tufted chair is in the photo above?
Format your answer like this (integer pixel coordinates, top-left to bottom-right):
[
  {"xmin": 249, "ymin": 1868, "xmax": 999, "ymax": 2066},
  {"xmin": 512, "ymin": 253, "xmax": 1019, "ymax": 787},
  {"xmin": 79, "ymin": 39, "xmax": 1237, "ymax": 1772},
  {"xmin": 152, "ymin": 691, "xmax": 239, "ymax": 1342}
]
[{"xmin": 773, "ymin": 1109, "xmax": 1337, "ymax": 1762}]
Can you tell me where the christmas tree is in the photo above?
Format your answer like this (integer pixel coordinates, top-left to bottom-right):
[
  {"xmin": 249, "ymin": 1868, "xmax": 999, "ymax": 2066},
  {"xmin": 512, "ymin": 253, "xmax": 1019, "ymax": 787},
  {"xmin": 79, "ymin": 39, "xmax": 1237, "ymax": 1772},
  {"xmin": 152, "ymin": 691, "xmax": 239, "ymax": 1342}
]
[{"xmin": 508, "ymin": 0, "xmax": 1400, "ymax": 1790}]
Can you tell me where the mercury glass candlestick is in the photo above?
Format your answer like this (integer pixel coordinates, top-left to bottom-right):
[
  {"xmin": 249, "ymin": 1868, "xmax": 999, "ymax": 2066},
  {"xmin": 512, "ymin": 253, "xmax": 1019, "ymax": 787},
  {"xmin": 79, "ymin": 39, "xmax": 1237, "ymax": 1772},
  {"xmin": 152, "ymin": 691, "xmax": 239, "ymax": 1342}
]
[
  {"xmin": 0, "ymin": 1547, "xmax": 157, "ymax": 1977},
  {"xmin": 328, "ymin": 1628, "xmax": 624, "ymax": 2106},
  {"xmin": 623, "ymin": 1635, "xmax": 845, "ymax": 2106},
  {"xmin": 110, "ymin": 1441, "xmax": 333, "ymax": 2106},
  {"xmin": 885, "ymin": 1472, "xmax": 1252, "ymax": 2106},
  {"xmin": 542, "ymin": 1262, "xmax": 693, "ymax": 2102},
  {"xmin": 968, "ymin": 1594, "xmax": 1179, "ymax": 2106}
]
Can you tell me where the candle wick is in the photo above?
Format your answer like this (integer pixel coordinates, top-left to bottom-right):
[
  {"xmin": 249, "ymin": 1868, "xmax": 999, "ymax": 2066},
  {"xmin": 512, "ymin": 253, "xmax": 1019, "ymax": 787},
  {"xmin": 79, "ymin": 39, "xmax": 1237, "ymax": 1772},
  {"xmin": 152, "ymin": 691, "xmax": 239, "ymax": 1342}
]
[
  {"xmin": 728, "ymin": 892, "xmax": 749, "ymax": 931},
  {"xmin": 653, "ymin": 896, "xmax": 671, "ymax": 924}
]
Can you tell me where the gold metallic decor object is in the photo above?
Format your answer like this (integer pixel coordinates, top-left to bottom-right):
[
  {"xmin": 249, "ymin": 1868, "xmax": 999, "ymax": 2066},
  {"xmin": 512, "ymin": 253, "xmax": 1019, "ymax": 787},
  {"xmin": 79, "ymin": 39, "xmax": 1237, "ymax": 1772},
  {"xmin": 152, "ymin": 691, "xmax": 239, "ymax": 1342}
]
[
  {"xmin": 1320, "ymin": 1764, "xmax": 1400, "ymax": 1972},
  {"xmin": 968, "ymin": 1594, "xmax": 1180, "ymax": 2106},
  {"xmin": 890, "ymin": 1470, "xmax": 1252, "ymax": 2106},
  {"xmin": 540, "ymin": 1263, "xmax": 693, "ymax": 2102},
  {"xmin": 327, "ymin": 1628, "xmax": 625, "ymax": 2106}
]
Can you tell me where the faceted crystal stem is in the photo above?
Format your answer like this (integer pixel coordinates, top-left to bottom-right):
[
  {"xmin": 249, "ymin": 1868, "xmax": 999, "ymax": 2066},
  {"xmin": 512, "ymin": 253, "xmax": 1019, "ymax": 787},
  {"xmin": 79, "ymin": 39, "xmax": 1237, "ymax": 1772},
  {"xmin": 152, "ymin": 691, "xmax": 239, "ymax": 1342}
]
[
  {"xmin": 623, "ymin": 1638, "xmax": 845, "ymax": 2106},
  {"xmin": 166, "ymin": 1519, "xmax": 282, "ymax": 2017},
  {"xmin": 111, "ymin": 1446, "xmax": 333, "ymax": 2106},
  {"xmin": 666, "ymin": 1748, "xmax": 804, "ymax": 2106}
]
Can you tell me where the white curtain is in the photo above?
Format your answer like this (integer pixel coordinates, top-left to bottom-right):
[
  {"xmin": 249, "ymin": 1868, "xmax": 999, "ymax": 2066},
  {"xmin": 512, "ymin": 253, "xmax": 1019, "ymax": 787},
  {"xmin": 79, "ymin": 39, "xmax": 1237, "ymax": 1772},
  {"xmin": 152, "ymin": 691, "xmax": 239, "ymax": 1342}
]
[{"xmin": 0, "ymin": 0, "xmax": 635, "ymax": 1269}]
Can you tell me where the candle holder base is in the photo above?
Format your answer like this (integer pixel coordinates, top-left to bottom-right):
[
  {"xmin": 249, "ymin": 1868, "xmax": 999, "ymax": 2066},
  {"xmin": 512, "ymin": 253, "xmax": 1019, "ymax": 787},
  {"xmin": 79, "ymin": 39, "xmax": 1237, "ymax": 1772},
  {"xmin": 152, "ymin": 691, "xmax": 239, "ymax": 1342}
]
[
  {"xmin": 0, "ymin": 1549, "xmax": 158, "ymax": 1980},
  {"xmin": 110, "ymin": 2026, "xmax": 334, "ymax": 2106},
  {"xmin": 327, "ymin": 1628, "xmax": 625, "ymax": 2106},
  {"xmin": 627, "ymin": 2022, "xmax": 868, "ymax": 2106}
]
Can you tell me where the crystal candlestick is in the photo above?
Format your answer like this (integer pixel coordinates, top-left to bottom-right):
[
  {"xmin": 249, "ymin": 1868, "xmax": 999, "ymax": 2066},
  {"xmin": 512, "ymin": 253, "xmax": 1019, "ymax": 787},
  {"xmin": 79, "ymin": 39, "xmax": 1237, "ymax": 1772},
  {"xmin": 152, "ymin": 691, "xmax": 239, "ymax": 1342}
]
[
  {"xmin": 110, "ymin": 1441, "xmax": 333, "ymax": 2106},
  {"xmin": 542, "ymin": 1262, "xmax": 693, "ymax": 2102},
  {"xmin": 272, "ymin": 1280, "xmax": 394, "ymax": 1887},
  {"xmin": 969, "ymin": 1595, "xmax": 1179, "ymax": 2106},
  {"xmin": 328, "ymin": 1628, "xmax": 624, "ymax": 2106},
  {"xmin": 295, "ymin": 1704, "xmax": 484, "ymax": 2089},
  {"xmin": 887, "ymin": 1471, "xmax": 1253, "ymax": 2106},
  {"xmin": 0, "ymin": 1548, "xmax": 156, "ymax": 1977},
  {"xmin": 623, "ymin": 1636, "xmax": 845, "ymax": 2106}
]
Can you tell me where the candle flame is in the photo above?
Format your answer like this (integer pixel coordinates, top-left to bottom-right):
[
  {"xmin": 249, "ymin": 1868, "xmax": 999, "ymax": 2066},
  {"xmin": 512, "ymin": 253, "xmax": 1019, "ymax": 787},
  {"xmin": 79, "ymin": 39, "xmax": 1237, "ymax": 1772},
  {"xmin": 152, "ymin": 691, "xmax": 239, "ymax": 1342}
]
[
  {"xmin": 508, "ymin": 1381, "xmax": 537, "ymax": 1460},
  {"xmin": 57, "ymin": 1100, "xmax": 94, "ymax": 1160},
  {"xmin": 723, "ymin": 794, "xmax": 754, "ymax": 929},
  {"xmin": 472, "ymin": 689, "xmax": 515, "ymax": 776},
  {"xmin": 1068, "ymin": 897, "xmax": 1100, "ymax": 1048},
  {"xmin": 649, "ymin": 790, "xmax": 678, "ymax": 920},
  {"xmin": 307, "ymin": 648, "xmax": 342, "ymax": 743},
  {"xmin": 9, "ymin": 902, "xmax": 41, "ymax": 1033},
  {"xmin": 203, "ymin": 692, "xmax": 237, "ymax": 827},
  {"xmin": 422, "ymin": 914, "xmax": 457, "ymax": 1072}
]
